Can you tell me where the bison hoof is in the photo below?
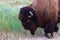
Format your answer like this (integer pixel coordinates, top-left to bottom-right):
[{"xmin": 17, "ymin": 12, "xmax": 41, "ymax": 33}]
[{"xmin": 45, "ymin": 33, "xmax": 53, "ymax": 39}]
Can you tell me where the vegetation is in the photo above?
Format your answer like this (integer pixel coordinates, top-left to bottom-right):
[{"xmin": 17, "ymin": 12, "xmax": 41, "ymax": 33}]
[{"xmin": 0, "ymin": 0, "xmax": 33, "ymax": 37}]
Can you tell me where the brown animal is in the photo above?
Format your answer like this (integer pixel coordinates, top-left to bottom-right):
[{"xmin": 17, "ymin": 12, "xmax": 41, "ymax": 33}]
[{"xmin": 19, "ymin": 0, "xmax": 59, "ymax": 38}]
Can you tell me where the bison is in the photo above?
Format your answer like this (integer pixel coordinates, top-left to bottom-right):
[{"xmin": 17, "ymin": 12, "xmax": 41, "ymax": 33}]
[{"xmin": 19, "ymin": 0, "xmax": 59, "ymax": 38}]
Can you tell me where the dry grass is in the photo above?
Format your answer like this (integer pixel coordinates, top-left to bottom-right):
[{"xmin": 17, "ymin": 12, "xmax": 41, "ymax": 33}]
[{"xmin": 0, "ymin": 30, "xmax": 60, "ymax": 40}]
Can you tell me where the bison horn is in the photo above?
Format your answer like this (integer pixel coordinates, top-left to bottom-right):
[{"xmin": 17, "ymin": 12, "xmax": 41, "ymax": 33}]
[{"xmin": 28, "ymin": 11, "xmax": 33, "ymax": 18}]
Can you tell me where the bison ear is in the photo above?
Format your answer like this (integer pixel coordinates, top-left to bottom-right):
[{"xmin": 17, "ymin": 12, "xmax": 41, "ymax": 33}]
[{"xmin": 28, "ymin": 11, "xmax": 33, "ymax": 18}]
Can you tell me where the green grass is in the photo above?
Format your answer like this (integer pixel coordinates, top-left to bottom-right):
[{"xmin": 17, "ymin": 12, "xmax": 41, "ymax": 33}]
[
  {"xmin": 0, "ymin": 0, "xmax": 32, "ymax": 32},
  {"xmin": 0, "ymin": 5, "xmax": 22, "ymax": 32},
  {"xmin": 0, "ymin": 5, "xmax": 32, "ymax": 36},
  {"xmin": 0, "ymin": 0, "xmax": 33, "ymax": 37}
]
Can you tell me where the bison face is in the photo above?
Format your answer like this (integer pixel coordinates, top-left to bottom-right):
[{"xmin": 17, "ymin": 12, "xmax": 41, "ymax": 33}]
[
  {"xmin": 19, "ymin": 7, "xmax": 35, "ymax": 30},
  {"xmin": 19, "ymin": 7, "xmax": 37, "ymax": 30}
]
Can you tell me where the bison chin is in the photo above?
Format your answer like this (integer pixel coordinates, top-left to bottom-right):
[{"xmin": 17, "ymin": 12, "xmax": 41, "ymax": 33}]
[{"xmin": 27, "ymin": 20, "xmax": 38, "ymax": 35}]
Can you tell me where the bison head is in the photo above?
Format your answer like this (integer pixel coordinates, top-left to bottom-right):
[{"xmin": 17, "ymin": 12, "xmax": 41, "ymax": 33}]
[{"xmin": 18, "ymin": 7, "xmax": 38, "ymax": 35}]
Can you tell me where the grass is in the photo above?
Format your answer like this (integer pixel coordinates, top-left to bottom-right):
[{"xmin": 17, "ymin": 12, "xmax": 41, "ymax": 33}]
[
  {"xmin": 0, "ymin": 6, "xmax": 22, "ymax": 32},
  {"xmin": 0, "ymin": 0, "xmax": 33, "ymax": 37},
  {"xmin": 0, "ymin": 0, "xmax": 27, "ymax": 32}
]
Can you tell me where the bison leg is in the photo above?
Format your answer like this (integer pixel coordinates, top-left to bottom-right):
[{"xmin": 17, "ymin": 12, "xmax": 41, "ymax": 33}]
[
  {"xmin": 44, "ymin": 32, "xmax": 53, "ymax": 38},
  {"xmin": 54, "ymin": 25, "xmax": 58, "ymax": 32},
  {"xmin": 44, "ymin": 23, "xmax": 54, "ymax": 38},
  {"xmin": 44, "ymin": 23, "xmax": 59, "ymax": 38}
]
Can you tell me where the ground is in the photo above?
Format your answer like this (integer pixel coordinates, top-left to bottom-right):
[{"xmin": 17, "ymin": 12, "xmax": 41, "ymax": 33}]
[
  {"xmin": 0, "ymin": 32, "xmax": 59, "ymax": 40},
  {"xmin": 0, "ymin": 30, "xmax": 60, "ymax": 40}
]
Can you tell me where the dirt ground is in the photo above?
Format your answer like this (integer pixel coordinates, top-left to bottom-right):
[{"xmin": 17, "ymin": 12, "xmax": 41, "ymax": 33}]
[{"xmin": 0, "ymin": 31, "xmax": 60, "ymax": 40}]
